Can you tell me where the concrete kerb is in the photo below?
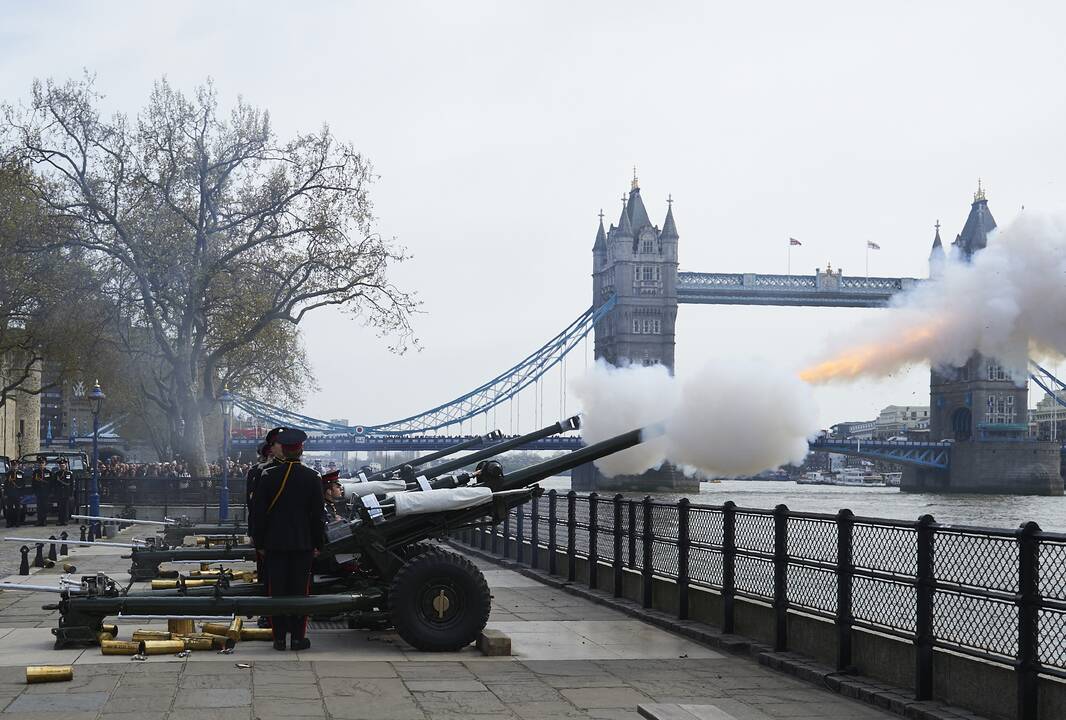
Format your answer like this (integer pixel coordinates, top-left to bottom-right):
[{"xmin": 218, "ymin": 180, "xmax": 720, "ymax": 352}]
[{"xmin": 447, "ymin": 539, "xmax": 991, "ymax": 720}]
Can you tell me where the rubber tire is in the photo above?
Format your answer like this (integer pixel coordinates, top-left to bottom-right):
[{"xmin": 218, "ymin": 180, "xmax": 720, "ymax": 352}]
[
  {"xmin": 388, "ymin": 549, "xmax": 490, "ymax": 652},
  {"xmin": 395, "ymin": 541, "xmax": 437, "ymax": 561}
]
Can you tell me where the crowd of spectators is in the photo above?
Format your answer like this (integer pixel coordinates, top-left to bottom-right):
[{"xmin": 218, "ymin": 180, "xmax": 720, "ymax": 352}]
[{"xmin": 98, "ymin": 457, "xmax": 255, "ymax": 480}]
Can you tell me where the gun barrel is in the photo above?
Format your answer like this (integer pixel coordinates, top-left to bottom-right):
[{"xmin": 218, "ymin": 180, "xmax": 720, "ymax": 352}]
[
  {"xmin": 366, "ymin": 431, "xmax": 504, "ymax": 481},
  {"xmin": 72, "ymin": 515, "xmax": 176, "ymax": 527},
  {"xmin": 420, "ymin": 417, "xmax": 580, "ymax": 480},
  {"xmin": 497, "ymin": 425, "xmax": 657, "ymax": 491},
  {"xmin": 61, "ymin": 592, "xmax": 382, "ymax": 619},
  {"xmin": 4, "ymin": 536, "xmax": 144, "ymax": 549},
  {"xmin": 0, "ymin": 582, "xmax": 67, "ymax": 593}
]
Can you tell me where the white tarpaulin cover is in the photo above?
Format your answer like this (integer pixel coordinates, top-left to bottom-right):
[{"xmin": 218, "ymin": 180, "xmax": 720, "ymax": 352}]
[
  {"xmin": 393, "ymin": 487, "xmax": 494, "ymax": 517},
  {"xmin": 342, "ymin": 479, "xmax": 406, "ymax": 500}
]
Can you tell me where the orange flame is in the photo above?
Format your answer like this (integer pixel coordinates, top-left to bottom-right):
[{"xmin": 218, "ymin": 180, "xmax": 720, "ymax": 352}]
[{"xmin": 799, "ymin": 323, "xmax": 941, "ymax": 384}]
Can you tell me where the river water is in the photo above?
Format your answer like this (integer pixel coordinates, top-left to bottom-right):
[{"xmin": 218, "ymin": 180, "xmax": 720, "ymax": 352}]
[{"xmin": 539, "ymin": 478, "xmax": 1066, "ymax": 533}]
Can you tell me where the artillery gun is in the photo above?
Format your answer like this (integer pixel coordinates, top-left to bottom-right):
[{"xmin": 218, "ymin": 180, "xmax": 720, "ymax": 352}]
[
  {"xmin": 152, "ymin": 431, "xmax": 505, "ymax": 547},
  {"xmin": 123, "ymin": 418, "xmax": 579, "ymax": 580},
  {"xmin": 46, "ymin": 423, "xmax": 649, "ymax": 651}
]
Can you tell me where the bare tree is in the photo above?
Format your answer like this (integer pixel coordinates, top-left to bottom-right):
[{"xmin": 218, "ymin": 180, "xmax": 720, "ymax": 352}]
[{"xmin": 4, "ymin": 76, "xmax": 417, "ymax": 473}]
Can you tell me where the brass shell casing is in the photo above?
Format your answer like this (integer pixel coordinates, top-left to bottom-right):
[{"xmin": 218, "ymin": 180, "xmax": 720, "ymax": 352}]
[
  {"xmin": 226, "ymin": 617, "xmax": 243, "ymax": 641},
  {"xmin": 100, "ymin": 640, "xmax": 143, "ymax": 656},
  {"xmin": 62, "ymin": 563, "xmax": 77, "ymax": 573},
  {"xmin": 26, "ymin": 666, "xmax": 72, "ymax": 684},
  {"xmin": 168, "ymin": 619, "xmax": 196, "ymax": 636},
  {"xmin": 200, "ymin": 562, "xmax": 213, "ymax": 571},
  {"xmin": 101, "ymin": 624, "xmax": 118, "ymax": 637},
  {"xmin": 201, "ymin": 622, "xmax": 230, "ymax": 637},
  {"xmin": 141, "ymin": 639, "xmax": 186, "ymax": 655},
  {"xmin": 25, "ymin": 665, "xmax": 71, "ymax": 684},
  {"xmin": 240, "ymin": 628, "xmax": 273, "ymax": 641},
  {"xmin": 180, "ymin": 636, "xmax": 215, "ymax": 651},
  {"xmin": 150, "ymin": 580, "xmax": 179, "ymax": 590},
  {"xmin": 199, "ymin": 633, "xmax": 229, "ymax": 649},
  {"xmin": 131, "ymin": 629, "xmax": 172, "ymax": 641},
  {"xmin": 97, "ymin": 632, "xmax": 115, "ymax": 643}
]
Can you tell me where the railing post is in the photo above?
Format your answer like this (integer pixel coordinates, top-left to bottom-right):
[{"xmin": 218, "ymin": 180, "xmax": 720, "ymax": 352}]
[
  {"xmin": 722, "ymin": 501, "xmax": 737, "ymax": 634},
  {"xmin": 835, "ymin": 509, "xmax": 854, "ymax": 671},
  {"xmin": 530, "ymin": 494, "xmax": 540, "ymax": 570},
  {"xmin": 503, "ymin": 508, "xmax": 512, "ymax": 559},
  {"xmin": 628, "ymin": 500, "xmax": 637, "ymax": 568},
  {"xmin": 480, "ymin": 514, "xmax": 488, "ymax": 551},
  {"xmin": 548, "ymin": 490, "xmax": 558, "ymax": 575},
  {"xmin": 516, "ymin": 503, "xmax": 525, "ymax": 564},
  {"xmin": 491, "ymin": 511, "xmax": 499, "ymax": 555},
  {"xmin": 915, "ymin": 514, "xmax": 936, "ymax": 700},
  {"xmin": 613, "ymin": 494, "xmax": 624, "ymax": 598},
  {"xmin": 773, "ymin": 504, "xmax": 789, "ymax": 652},
  {"xmin": 678, "ymin": 498, "xmax": 690, "ymax": 620},
  {"xmin": 642, "ymin": 496, "xmax": 653, "ymax": 608},
  {"xmin": 1016, "ymin": 521, "xmax": 1041, "ymax": 720},
  {"xmin": 567, "ymin": 491, "xmax": 577, "ymax": 582},
  {"xmin": 587, "ymin": 492, "xmax": 599, "ymax": 590}
]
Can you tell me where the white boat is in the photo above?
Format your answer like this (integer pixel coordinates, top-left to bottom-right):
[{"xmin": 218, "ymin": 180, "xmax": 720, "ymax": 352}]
[{"xmin": 883, "ymin": 472, "xmax": 902, "ymax": 487}]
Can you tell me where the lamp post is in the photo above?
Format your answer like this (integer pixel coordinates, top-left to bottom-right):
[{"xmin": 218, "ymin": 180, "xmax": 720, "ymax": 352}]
[
  {"xmin": 218, "ymin": 387, "xmax": 235, "ymax": 522},
  {"xmin": 88, "ymin": 381, "xmax": 105, "ymax": 533}
]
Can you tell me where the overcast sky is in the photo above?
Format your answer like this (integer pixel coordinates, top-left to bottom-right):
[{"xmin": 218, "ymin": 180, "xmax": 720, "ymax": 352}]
[{"xmin": 3, "ymin": 1, "xmax": 1065, "ymax": 431}]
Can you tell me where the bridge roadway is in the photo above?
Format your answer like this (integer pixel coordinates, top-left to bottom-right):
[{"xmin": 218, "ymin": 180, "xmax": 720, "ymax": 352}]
[{"xmin": 677, "ymin": 271, "xmax": 921, "ymax": 308}]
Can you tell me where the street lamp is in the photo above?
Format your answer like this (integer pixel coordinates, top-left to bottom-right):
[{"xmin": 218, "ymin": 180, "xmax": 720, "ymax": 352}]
[
  {"xmin": 87, "ymin": 380, "xmax": 105, "ymax": 533},
  {"xmin": 218, "ymin": 387, "xmax": 235, "ymax": 522}
]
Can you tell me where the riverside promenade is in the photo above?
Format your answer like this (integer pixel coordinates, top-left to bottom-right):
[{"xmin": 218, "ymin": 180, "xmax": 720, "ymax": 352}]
[{"xmin": 0, "ymin": 527, "xmax": 913, "ymax": 720}]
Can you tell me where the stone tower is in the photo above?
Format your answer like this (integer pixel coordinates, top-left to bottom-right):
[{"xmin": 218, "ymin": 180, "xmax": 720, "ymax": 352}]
[
  {"xmin": 928, "ymin": 185, "xmax": 1029, "ymax": 442},
  {"xmin": 592, "ymin": 173, "xmax": 679, "ymax": 370},
  {"xmin": 905, "ymin": 183, "xmax": 1062, "ymax": 495}
]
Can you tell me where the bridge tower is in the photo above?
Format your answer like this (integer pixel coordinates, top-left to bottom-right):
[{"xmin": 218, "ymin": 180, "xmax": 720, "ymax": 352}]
[
  {"xmin": 908, "ymin": 184, "xmax": 1063, "ymax": 494},
  {"xmin": 592, "ymin": 173, "xmax": 679, "ymax": 370},
  {"xmin": 576, "ymin": 174, "xmax": 696, "ymax": 493}
]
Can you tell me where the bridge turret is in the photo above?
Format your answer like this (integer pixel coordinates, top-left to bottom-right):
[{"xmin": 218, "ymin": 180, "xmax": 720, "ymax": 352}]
[
  {"xmin": 928, "ymin": 220, "xmax": 945, "ymax": 277},
  {"xmin": 592, "ymin": 175, "xmax": 678, "ymax": 371}
]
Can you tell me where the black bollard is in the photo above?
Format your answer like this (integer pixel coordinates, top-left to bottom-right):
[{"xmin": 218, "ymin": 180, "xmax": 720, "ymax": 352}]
[
  {"xmin": 59, "ymin": 531, "xmax": 68, "ymax": 556},
  {"xmin": 48, "ymin": 536, "xmax": 58, "ymax": 562},
  {"xmin": 87, "ymin": 523, "xmax": 96, "ymax": 543},
  {"xmin": 19, "ymin": 546, "xmax": 29, "ymax": 575},
  {"xmin": 79, "ymin": 525, "xmax": 87, "ymax": 542},
  {"xmin": 33, "ymin": 542, "xmax": 45, "ymax": 568}
]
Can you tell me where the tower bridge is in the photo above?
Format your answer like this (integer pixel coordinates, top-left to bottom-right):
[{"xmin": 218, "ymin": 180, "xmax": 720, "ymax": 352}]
[{"xmin": 233, "ymin": 176, "xmax": 1062, "ymax": 494}]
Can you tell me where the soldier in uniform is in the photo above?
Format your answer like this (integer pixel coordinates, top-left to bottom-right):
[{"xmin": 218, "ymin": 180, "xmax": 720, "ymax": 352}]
[
  {"xmin": 247, "ymin": 427, "xmax": 282, "ymax": 629},
  {"xmin": 4, "ymin": 465, "xmax": 26, "ymax": 528},
  {"xmin": 250, "ymin": 427, "xmax": 324, "ymax": 651},
  {"xmin": 52, "ymin": 458, "xmax": 75, "ymax": 526},
  {"xmin": 321, "ymin": 469, "xmax": 345, "ymax": 523},
  {"xmin": 32, "ymin": 456, "xmax": 51, "ymax": 526}
]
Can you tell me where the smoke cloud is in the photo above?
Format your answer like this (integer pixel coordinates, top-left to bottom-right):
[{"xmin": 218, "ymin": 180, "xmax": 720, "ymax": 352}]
[
  {"xmin": 801, "ymin": 211, "xmax": 1066, "ymax": 383},
  {"xmin": 573, "ymin": 359, "xmax": 819, "ymax": 478}
]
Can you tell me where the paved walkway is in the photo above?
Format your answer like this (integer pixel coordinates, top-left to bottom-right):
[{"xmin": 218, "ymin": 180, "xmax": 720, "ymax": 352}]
[{"xmin": 0, "ymin": 529, "xmax": 899, "ymax": 719}]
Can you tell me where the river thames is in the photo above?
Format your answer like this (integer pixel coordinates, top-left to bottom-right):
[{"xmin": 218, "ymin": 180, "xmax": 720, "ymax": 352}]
[{"xmin": 541, "ymin": 478, "xmax": 1066, "ymax": 532}]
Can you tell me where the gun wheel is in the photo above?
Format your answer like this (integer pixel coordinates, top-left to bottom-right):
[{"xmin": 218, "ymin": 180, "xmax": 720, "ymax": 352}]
[{"xmin": 388, "ymin": 549, "xmax": 490, "ymax": 652}]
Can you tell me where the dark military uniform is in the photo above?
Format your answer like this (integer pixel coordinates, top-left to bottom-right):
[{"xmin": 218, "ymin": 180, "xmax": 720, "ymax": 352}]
[
  {"xmin": 4, "ymin": 468, "xmax": 25, "ymax": 528},
  {"xmin": 32, "ymin": 461, "xmax": 51, "ymax": 526},
  {"xmin": 51, "ymin": 461, "xmax": 74, "ymax": 525},
  {"xmin": 250, "ymin": 432, "xmax": 324, "ymax": 650}
]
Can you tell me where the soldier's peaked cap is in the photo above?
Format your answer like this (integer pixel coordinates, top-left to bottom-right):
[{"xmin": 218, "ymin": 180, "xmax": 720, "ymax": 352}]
[
  {"xmin": 277, "ymin": 428, "xmax": 308, "ymax": 445},
  {"xmin": 264, "ymin": 427, "xmax": 285, "ymax": 443}
]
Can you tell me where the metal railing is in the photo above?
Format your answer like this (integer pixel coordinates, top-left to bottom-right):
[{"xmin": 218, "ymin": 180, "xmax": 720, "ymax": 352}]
[{"xmin": 455, "ymin": 491, "xmax": 1066, "ymax": 720}]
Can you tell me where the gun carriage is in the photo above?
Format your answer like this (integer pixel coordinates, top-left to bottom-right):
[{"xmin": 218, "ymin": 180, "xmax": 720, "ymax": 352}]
[{"xmin": 44, "ymin": 423, "xmax": 648, "ymax": 652}]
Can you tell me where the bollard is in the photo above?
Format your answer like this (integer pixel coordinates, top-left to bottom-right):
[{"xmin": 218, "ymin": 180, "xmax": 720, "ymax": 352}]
[
  {"xmin": 48, "ymin": 536, "xmax": 57, "ymax": 563},
  {"xmin": 86, "ymin": 523, "xmax": 95, "ymax": 543},
  {"xmin": 33, "ymin": 543, "xmax": 45, "ymax": 568},
  {"xmin": 79, "ymin": 525, "xmax": 86, "ymax": 543},
  {"xmin": 19, "ymin": 546, "xmax": 30, "ymax": 575},
  {"xmin": 59, "ymin": 532, "xmax": 68, "ymax": 556}
]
